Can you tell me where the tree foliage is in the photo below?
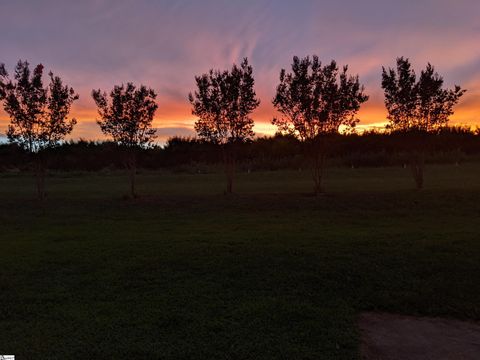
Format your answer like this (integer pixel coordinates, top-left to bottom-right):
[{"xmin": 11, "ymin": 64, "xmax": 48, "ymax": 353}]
[
  {"xmin": 272, "ymin": 55, "xmax": 368, "ymax": 194},
  {"xmin": 273, "ymin": 55, "xmax": 368, "ymax": 140},
  {"xmin": 381, "ymin": 57, "xmax": 466, "ymax": 189},
  {"xmin": 92, "ymin": 83, "xmax": 158, "ymax": 198},
  {"xmin": 382, "ymin": 57, "xmax": 466, "ymax": 132},
  {"xmin": 92, "ymin": 83, "xmax": 158, "ymax": 148},
  {"xmin": 0, "ymin": 60, "xmax": 78, "ymax": 153},
  {"xmin": 189, "ymin": 58, "xmax": 260, "ymax": 145},
  {"xmin": 189, "ymin": 58, "xmax": 260, "ymax": 193},
  {"xmin": 0, "ymin": 63, "xmax": 7, "ymax": 100}
]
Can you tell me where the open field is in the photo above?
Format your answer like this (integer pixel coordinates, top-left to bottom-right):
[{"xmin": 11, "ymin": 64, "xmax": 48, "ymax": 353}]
[{"xmin": 1, "ymin": 164, "xmax": 480, "ymax": 359}]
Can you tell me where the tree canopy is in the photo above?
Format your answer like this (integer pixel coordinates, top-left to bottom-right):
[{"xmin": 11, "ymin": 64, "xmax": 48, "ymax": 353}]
[
  {"xmin": 382, "ymin": 57, "xmax": 466, "ymax": 132},
  {"xmin": 92, "ymin": 83, "xmax": 158, "ymax": 148},
  {"xmin": 272, "ymin": 55, "xmax": 368, "ymax": 194},
  {"xmin": 189, "ymin": 58, "xmax": 260, "ymax": 145},
  {"xmin": 0, "ymin": 60, "xmax": 78, "ymax": 153},
  {"xmin": 273, "ymin": 55, "xmax": 368, "ymax": 141}
]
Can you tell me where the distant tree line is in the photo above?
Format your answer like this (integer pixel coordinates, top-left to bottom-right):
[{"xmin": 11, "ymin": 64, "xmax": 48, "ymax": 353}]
[
  {"xmin": 0, "ymin": 56, "xmax": 471, "ymax": 199},
  {"xmin": 1, "ymin": 127, "xmax": 478, "ymax": 169}
]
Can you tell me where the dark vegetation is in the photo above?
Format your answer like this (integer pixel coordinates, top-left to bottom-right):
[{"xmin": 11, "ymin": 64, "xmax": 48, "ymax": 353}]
[
  {"xmin": 273, "ymin": 55, "xmax": 368, "ymax": 194},
  {"xmin": 381, "ymin": 57, "xmax": 466, "ymax": 189},
  {"xmin": 92, "ymin": 82, "xmax": 158, "ymax": 198},
  {"xmin": 0, "ymin": 56, "xmax": 472, "ymax": 195},
  {"xmin": 1, "ymin": 127, "xmax": 479, "ymax": 173},
  {"xmin": 189, "ymin": 58, "xmax": 260, "ymax": 193},
  {"xmin": 0, "ymin": 60, "xmax": 78, "ymax": 199}
]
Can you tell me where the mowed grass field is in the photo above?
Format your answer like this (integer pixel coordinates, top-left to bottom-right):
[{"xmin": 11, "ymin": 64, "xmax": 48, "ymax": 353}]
[{"xmin": 1, "ymin": 164, "xmax": 480, "ymax": 359}]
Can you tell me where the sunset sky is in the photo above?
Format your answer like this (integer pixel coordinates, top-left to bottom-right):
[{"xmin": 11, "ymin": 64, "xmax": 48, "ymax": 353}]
[{"xmin": 1, "ymin": 0, "xmax": 479, "ymax": 143}]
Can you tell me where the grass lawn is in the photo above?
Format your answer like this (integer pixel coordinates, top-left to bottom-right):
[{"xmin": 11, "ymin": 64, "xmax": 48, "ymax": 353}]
[{"xmin": 0, "ymin": 164, "xmax": 479, "ymax": 359}]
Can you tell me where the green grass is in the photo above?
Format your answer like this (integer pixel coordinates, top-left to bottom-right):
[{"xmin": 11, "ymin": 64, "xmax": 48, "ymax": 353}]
[{"xmin": 1, "ymin": 164, "xmax": 479, "ymax": 359}]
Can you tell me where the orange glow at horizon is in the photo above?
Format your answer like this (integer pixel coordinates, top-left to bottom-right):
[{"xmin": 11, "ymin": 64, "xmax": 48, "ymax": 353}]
[{"xmin": 1, "ymin": 90, "xmax": 479, "ymax": 144}]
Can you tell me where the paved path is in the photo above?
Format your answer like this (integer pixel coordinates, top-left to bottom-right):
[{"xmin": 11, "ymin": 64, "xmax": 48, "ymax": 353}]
[{"xmin": 359, "ymin": 312, "xmax": 480, "ymax": 359}]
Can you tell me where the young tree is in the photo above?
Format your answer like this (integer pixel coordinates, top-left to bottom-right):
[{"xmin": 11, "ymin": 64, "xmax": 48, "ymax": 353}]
[
  {"xmin": 92, "ymin": 83, "xmax": 158, "ymax": 198},
  {"xmin": 0, "ymin": 60, "xmax": 78, "ymax": 199},
  {"xmin": 382, "ymin": 57, "xmax": 466, "ymax": 189},
  {"xmin": 189, "ymin": 58, "xmax": 260, "ymax": 194},
  {"xmin": 273, "ymin": 55, "xmax": 368, "ymax": 194}
]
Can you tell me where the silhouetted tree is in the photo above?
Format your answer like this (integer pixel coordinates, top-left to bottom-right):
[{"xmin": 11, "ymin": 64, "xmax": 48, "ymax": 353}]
[
  {"xmin": 92, "ymin": 83, "xmax": 158, "ymax": 198},
  {"xmin": 382, "ymin": 57, "xmax": 466, "ymax": 189},
  {"xmin": 189, "ymin": 58, "xmax": 260, "ymax": 194},
  {"xmin": 273, "ymin": 55, "xmax": 368, "ymax": 194},
  {"xmin": 0, "ymin": 63, "xmax": 7, "ymax": 100},
  {"xmin": 0, "ymin": 60, "xmax": 78, "ymax": 199}
]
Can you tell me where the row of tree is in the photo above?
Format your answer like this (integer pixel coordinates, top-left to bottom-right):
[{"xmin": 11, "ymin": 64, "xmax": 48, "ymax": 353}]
[
  {"xmin": 0, "ymin": 56, "xmax": 466, "ymax": 199},
  {"xmin": 2, "ymin": 128, "xmax": 478, "ymax": 171}
]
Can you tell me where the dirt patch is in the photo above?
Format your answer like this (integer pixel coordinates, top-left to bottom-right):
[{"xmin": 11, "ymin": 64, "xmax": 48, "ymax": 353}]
[{"xmin": 359, "ymin": 312, "xmax": 480, "ymax": 359}]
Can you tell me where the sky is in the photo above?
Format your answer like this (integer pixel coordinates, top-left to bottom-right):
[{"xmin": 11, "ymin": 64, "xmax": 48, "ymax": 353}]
[{"xmin": 1, "ymin": 0, "xmax": 479, "ymax": 143}]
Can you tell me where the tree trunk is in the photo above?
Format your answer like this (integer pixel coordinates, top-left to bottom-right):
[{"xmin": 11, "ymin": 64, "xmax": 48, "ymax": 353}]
[
  {"xmin": 222, "ymin": 144, "xmax": 235, "ymax": 195},
  {"xmin": 34, "ymin": 153, "xmax": 46, "ymax": 201},
  {"xmin": 310, "ymin": 137, "xmax": 326, "ymax": 196},
  {"xmin": 227, "ymin": 155, "xmax": 235, "ymax": 194},
  {"xmin": 410, "ymin": 150, "xmax": 425, "ymax": 190},
  {"xmin": 130, "ymin": 151, "xmax": 137, "ymax": 198},
  {"xmin": 408, "ymin": 131, "xmax": 427, "ymax": 191},
  {"xmin": 125, "ymin": 149, "xmax": 137, "ymax": 198}
]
